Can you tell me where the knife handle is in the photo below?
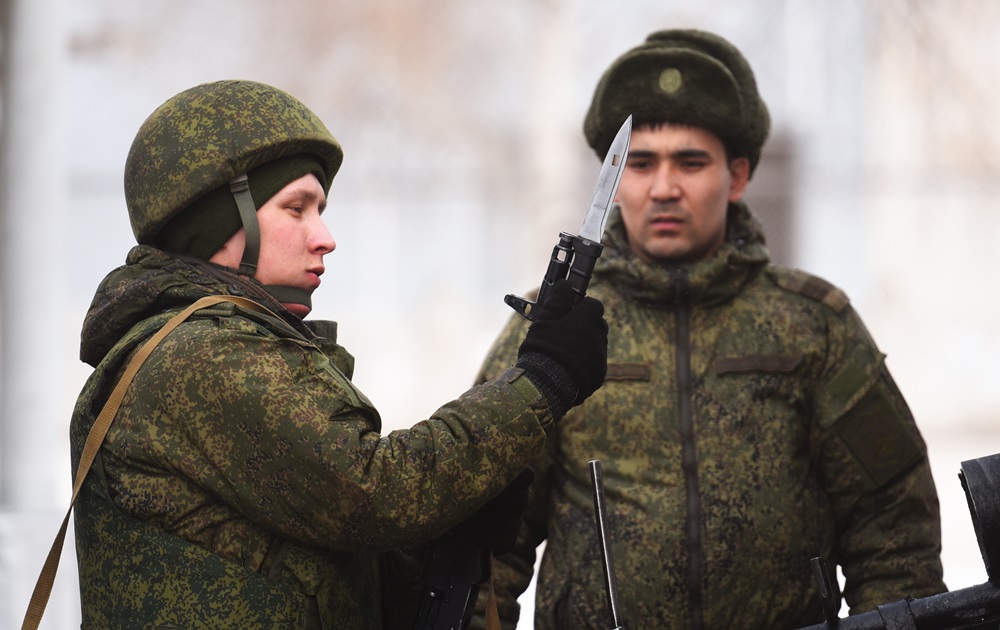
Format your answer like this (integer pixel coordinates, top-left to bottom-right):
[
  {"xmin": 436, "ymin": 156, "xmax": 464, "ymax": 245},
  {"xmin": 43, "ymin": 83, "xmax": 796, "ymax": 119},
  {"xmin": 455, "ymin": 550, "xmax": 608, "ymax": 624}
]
[
  {"xmin": 566, "ymin": 234, "xmax": 603, "ymax": 298},
  {"xmin": 504, "ymin": 232, "xmax": 603, "ymax": 321}
]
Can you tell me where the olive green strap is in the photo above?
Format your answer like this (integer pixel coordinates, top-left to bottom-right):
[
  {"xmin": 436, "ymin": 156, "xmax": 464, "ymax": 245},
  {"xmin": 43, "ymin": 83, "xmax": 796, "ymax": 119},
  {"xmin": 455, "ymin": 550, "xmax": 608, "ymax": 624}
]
[
  {"xmin": 229, "ymin": 174, "xmax": 261, "ymax": 276},
  {"xmin": 261, "ymin": 284, "xmax": 313, "ymax": 310},
  {"xmin": 21, "ymin": 295, "xmax": 276, "ymax": 630}
]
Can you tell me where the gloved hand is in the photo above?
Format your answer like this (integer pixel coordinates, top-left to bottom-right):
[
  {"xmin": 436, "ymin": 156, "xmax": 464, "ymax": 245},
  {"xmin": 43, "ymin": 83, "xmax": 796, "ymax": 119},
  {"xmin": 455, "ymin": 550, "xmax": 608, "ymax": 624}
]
[
  {"xmin": 516, "ymin": 279, "xmax": 608, "ymax": 420},
  {"xmin": 456, "ymin": 468, "xmax": 535, "ymax": 555}
]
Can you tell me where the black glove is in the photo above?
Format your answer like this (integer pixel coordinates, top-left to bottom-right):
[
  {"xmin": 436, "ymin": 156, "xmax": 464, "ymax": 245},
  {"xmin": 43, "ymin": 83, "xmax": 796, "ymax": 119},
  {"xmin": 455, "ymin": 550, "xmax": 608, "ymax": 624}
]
[
  {"xmin": 516, "ymin": 279, "xmax": 608, "ymax": 419},
  {"xmin": 456, "ymin": 468, "xmax": 535, "ymax": 555}
]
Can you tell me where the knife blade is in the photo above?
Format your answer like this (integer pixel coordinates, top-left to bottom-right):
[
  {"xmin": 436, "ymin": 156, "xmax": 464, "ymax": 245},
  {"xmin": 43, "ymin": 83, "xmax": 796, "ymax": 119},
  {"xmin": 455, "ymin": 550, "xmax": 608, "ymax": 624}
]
[{"xmin": 505, "ymin": 115, "xmax": 632, "ymax": 320}]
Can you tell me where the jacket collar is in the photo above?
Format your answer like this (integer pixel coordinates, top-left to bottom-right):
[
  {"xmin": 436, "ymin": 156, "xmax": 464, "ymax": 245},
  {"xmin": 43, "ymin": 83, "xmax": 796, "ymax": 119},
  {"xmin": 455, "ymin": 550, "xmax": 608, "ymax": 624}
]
[
  {"xmin": 594, "ymin": 201, "xmax": 771, "ymax": 308},
  {"xmin": 80, "ymin": 246, "xmax": 316, "ymax": 367}
]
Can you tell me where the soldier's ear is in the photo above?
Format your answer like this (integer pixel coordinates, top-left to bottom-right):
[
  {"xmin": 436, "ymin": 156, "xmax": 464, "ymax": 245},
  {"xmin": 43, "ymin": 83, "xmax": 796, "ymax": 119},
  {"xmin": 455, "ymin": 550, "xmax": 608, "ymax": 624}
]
[{"xmin": 727, "ymin": 157, "xmax": 750, "ymax": 202}]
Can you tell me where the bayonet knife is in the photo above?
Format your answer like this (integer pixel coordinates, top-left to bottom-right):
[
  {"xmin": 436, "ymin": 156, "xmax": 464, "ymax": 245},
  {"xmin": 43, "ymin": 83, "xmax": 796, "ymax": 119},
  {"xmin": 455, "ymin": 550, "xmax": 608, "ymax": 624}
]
[{"xmin": 505, "ymin": 115, "xmax": 632, "ymax": 319}]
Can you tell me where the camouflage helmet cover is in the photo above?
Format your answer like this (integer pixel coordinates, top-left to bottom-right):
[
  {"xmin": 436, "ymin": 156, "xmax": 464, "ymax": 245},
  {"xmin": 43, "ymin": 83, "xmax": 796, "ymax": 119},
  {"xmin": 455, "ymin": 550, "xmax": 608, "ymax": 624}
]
[{"xmin": 125, "ymin": 80, "xmax": 344, "ymax": 244}]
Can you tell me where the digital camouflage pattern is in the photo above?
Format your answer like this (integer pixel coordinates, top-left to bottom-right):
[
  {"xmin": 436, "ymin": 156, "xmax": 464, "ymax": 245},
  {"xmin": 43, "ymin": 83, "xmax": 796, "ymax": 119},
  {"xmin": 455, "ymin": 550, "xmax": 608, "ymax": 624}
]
[
  {"xmin": 471, "ymin": 204, "xmax": 945, "ymax": 629},
  {"xmin": 71, "ymin": 246, "xmax": 555, "ymax": 629},
  {"xmin": 124, "ymin": 80, "xmax": 344, "ymax": 244}
]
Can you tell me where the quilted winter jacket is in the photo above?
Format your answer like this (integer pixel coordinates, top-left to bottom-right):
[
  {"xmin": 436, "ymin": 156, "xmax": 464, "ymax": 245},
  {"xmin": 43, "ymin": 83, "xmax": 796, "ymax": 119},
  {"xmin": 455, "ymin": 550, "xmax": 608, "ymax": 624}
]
[
  {"xmin": 473, "ymin": 203, "xmax": 944, "ymax": 629},
  {"xmin": 71, "ymin": 246, "xmax": 554, "ymax": 629}
]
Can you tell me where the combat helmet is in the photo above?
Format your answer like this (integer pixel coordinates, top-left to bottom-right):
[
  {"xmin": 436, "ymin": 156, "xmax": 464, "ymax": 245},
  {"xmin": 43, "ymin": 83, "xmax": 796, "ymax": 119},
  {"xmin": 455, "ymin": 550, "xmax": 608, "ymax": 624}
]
[{"xmin": 124, "ymin": 79, "xmax": 344, "ymax": 307}]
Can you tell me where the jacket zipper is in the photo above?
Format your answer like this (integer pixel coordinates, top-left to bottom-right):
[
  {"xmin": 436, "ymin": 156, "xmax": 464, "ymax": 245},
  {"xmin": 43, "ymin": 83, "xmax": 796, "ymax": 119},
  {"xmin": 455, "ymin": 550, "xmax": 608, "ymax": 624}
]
[{"xmin": 673, "ymin": 270, "xmax": 704, "ymax": 629}]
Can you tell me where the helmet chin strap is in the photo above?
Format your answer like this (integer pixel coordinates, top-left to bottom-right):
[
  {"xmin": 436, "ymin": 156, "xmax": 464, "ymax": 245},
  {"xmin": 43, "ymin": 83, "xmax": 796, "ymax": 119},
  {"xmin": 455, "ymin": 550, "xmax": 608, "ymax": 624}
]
[
  {"xmin": 260, "ymin": 285, "xmax": 313, "ymax": 310},
  {"xmin": 229, "ymin": 175, "xmax": 313, "ymax": 312}
]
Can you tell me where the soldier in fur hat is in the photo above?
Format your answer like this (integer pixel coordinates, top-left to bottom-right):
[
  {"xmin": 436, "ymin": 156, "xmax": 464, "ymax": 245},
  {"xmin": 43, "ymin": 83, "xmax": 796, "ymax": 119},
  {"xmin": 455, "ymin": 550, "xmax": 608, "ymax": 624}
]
[{"xmin": 473, "ymin": 29, "xmax": 945, "ymax": 629}]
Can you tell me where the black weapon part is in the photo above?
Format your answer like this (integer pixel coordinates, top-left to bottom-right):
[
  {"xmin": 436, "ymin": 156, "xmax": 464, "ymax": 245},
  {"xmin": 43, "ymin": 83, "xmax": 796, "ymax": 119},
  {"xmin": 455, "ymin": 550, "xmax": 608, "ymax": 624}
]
[
  {"xmin": 959, "ymin": 453, "xmax": 1000, "ymax": 583},
  {"xmin": 795, "ymin": 581, "xmax": 1000, "ymax": 630},
  {"xmin": 811, "ymin": 556, "xmax": 843, "ymax": 626},
  {"xmin": 413, "ymin": 529, "xmax": 489, "ymax": 630},
  {"xmin": 505, "ymin": 232, "xmax": 602, "ymax": 321},
  {"xmin": 798, "ymin": 451, "xmax": 1000, "ymax": 630}
]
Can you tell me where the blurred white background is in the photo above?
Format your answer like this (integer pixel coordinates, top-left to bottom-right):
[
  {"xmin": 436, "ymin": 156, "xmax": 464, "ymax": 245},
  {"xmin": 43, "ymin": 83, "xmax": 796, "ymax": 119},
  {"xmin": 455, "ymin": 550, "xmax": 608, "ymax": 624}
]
[{"xmin": 1, "ymin": 1, "xmax": 998, "ymax": 627}]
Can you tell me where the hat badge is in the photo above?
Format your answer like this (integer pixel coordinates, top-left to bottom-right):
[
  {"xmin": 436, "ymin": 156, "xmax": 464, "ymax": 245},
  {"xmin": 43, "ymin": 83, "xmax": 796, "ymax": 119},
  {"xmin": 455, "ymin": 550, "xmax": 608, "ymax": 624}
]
[{"xmin": 658, "ymin": 68, "xmax": 683, "ymax": 94}]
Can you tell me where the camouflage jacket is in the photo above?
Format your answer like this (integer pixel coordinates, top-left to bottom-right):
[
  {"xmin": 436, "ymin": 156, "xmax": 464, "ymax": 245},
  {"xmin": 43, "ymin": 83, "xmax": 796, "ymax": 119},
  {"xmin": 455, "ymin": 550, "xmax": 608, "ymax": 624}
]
[
  {"xmin": 473, "ymin": 204, "xmax": 945, "ymax": 629},
  {"xmin": 71, "ymin": 245, "xmax": 554, "ymax": 629}
]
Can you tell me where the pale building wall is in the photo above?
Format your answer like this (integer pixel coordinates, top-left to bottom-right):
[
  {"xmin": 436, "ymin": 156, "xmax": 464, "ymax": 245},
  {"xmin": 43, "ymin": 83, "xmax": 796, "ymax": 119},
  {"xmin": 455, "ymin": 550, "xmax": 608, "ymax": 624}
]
[{"xmin": 864, "ymin": 0, "xmax": 1000, "ymax": 590}]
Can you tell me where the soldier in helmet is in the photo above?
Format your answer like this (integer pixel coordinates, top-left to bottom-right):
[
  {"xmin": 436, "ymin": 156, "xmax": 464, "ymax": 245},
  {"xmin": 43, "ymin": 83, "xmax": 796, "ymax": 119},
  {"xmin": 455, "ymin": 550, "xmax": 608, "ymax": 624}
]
[
  {"xmin": 472, "ymin": 30, "xmax": 946, "ymax": 629},
  {"xmin": 70, "ymin": 79, "xmax": 608, "ymax": 628}
]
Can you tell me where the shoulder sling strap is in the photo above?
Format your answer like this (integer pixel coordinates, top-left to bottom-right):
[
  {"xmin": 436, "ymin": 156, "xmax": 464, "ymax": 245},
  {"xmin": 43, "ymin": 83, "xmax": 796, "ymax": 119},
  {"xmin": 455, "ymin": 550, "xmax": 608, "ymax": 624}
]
[{"xmin": 21, "ymin": 295, "xmax": 276, "ymax": 630}]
